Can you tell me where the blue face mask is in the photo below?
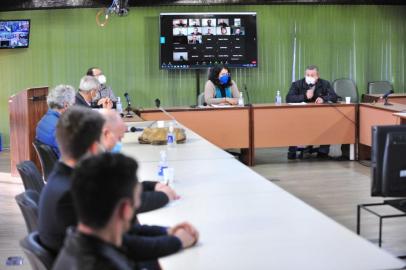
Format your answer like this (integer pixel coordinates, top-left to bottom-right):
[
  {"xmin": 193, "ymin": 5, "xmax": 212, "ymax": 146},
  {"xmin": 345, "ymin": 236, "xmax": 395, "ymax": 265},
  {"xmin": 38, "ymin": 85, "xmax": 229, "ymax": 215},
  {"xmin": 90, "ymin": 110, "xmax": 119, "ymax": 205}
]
[
  {"xmin": 219, "ymin": 74, "xmax": 230, "ymax": 85},
  {"xmin": 111, "ymin": 142, "xmax": 123, "ymax": 153}
]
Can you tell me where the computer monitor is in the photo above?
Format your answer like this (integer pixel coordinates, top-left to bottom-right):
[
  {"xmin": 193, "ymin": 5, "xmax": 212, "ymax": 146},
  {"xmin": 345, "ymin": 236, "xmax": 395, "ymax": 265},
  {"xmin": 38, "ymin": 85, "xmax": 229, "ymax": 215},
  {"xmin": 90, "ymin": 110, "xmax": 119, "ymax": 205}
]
[
  {"xmin": 159, "ymin": 12, "xmax": 257, "ymax": 69},
  {"xmin": 371, "ymin": 125, "xmax": 406, "ymax": 197},
  {"xmin": 0, "ymin": 20, "xmax": 30, "ymax": 49}
]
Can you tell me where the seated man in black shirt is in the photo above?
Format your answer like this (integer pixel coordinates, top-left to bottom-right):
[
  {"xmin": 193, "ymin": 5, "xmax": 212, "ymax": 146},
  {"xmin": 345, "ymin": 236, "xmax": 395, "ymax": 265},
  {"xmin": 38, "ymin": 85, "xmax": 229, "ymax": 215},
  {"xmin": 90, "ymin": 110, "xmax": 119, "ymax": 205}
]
[
  {"xmin": 53, "ymin": 153, "xmax": 143, "ymax": 270},
  {"xmin": 286, "ymin": 65, "xmax": 338, "ymax": 160},
  {"xmin": 75, "ymin": 75, "xmax": 113, "ymax": 109},
  {"xmin": 38, "ymin": 106, "xmax": 198, "ymax": 262}
]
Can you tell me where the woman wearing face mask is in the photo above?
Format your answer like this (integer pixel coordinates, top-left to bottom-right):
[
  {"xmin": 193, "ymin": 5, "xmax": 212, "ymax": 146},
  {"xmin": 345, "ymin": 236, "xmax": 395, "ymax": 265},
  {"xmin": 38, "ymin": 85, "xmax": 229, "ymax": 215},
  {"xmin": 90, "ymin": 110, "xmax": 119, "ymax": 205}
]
[{"xmin": 204, "ymin": 65, "xmax": 240, "ymax": 105}]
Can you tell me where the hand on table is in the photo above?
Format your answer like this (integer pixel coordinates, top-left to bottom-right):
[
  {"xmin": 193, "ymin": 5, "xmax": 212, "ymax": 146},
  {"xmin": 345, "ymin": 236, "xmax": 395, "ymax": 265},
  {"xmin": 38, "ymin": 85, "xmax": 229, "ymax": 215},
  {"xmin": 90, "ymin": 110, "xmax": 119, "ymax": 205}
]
[
  {"xmin": 155, "ymin": 182, "xmax": 180, "ymax": 201},
  {"xmin": 98, "ymin": 97, "xmax": 113, "ymax": 109},
  {"xmin": 168, "ymin": 222, "xmax": 199, "ymax": 248}
]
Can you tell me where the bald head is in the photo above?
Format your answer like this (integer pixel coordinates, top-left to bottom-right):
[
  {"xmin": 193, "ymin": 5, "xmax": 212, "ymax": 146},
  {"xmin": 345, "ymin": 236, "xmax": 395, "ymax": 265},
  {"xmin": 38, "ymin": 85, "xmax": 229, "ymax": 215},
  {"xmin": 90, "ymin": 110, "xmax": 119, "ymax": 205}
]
[{"xmin": 99, "ymin": 109, "xmax": 127, "ymax": 151}]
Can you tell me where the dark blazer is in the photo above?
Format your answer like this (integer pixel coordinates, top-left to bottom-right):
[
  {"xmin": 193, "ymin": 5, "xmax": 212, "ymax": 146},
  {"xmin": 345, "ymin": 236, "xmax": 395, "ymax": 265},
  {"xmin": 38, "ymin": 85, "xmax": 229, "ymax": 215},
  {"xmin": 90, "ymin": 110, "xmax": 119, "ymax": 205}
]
[
  {"xmin": 286, "ymin": 78, "xmax": 338, "ymax": 103},
  {"xmin": 75, "ymin": 92, "xmax": 91, "ymax": 107},
  {"xmin": 38, "ymin": 162, "xmax": 181, "ymax": 259},
  {"xmin": 53, "ymin": 230, "xmax": 136, "ymax": 270}
]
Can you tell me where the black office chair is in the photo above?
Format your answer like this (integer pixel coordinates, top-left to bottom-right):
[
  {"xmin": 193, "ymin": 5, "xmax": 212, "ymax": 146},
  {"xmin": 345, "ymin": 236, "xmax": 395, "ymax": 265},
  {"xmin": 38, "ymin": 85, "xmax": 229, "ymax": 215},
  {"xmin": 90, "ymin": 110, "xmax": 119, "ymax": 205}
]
[
  {"xmin": 16, "ymin": 161, "xmax": 45, "ymax": 193},
  {"xmin": 20, "ymin": 231, "xmax": 56, "ymax": 270},
  {"xmin": 15, "ymin": 190, "xmax": 40, "ymax": 233},
  {"xmin": 367, "ymin": 81, "xmax": 393, "ymax": 95},
  {"xmin": 333, "ymin": 78, "xmax": 358, "ymax": 103},
  {"xmin": 32, "ymin": 141, "xmax": 58, "ymax": 181}
]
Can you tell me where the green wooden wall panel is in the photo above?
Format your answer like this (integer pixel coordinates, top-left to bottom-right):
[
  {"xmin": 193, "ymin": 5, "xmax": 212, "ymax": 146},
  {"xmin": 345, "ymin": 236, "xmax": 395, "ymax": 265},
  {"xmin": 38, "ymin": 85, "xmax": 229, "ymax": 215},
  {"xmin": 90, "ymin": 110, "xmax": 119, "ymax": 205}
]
[{"xmin": 0, "ymin": 5, "xmax": 405, "ymax": 147}]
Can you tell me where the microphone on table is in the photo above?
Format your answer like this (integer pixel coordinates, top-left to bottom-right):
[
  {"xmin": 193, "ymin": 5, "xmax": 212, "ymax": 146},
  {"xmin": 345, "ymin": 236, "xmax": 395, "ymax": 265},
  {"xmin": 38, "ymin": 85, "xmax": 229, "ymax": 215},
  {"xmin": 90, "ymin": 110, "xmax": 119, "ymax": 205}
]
[
  {"xmin": 243, "ymin": 84, "xmax": 252, "ymax": 106},
  {"xmin": 123, "ymin": 92, "xmax": 133, "ymax": 117},
  {"xmin": 154, "ymin": 98, "xmax": 177, "ymax": 123},
  {"xmin": 123, "ymin": 92, "xmax": 140, "ymax": 116},
  {"xmin": 147, "ymin": 98, "xmax": 179, "ymax": 128},
  {"xmin": 126, "ymin": 126, "xmax": 143, "ymax": 133},
  {"xmin": 380, "ymin": 90, "xmax": 394, "ymax": 106}
]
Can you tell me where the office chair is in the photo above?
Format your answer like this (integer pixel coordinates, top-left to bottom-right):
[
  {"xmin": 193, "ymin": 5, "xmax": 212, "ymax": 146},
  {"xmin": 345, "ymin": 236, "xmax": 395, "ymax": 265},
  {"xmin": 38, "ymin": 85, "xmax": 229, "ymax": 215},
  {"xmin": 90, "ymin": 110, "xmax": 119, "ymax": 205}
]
[
  {"xmin": 333, "ymin": 78, "xmax": 358, "ymax": 103},
  {"xmin": 15, "ymin": 190, "xmax": 40, "ymax": 233},
  {"xmin": 197, "ymin": 92, "xmax": 205, "ymax": 106},
  {"xmin": 16, "ymin": 161, "xmax": 45, "ymax": 193},
  {"xmin": 32, "ymin": 141, "xmax": 58, "ymax": 181},
  {"xmin": 367, "ymin": 81, "xmax": 393, "ymax": 95},
  {"xmin": 20, "ymin": 231, "xmax": 56, "ymax": 270}
]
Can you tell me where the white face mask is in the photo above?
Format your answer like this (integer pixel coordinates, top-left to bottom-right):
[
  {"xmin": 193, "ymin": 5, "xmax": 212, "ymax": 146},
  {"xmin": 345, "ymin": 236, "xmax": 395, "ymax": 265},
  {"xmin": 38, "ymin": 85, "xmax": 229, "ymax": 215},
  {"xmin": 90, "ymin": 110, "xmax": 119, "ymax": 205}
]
[
  {"xmin": 97, "ymin": 75, "xmax": 107, "ymax": 85},
  {"xmin": 305, "ymin": 76, "xmax": 316, "ymax": 85}
]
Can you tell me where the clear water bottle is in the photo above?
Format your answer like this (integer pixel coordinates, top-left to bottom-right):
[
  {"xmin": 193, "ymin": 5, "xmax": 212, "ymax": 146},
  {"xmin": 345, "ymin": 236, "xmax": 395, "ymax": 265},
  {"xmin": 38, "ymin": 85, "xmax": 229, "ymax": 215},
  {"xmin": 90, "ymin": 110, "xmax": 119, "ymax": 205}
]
[
  {"xmin": 275, "ymin": 90, "xmax": 282, "ymax": 105},
  {"xmin": 238, "ymin": 92, "xmax": 244, "ymax": 106},
  {"xmin": 167, "ymin": 123, "xmax": 176, "ymax": 147},
  {"xmin": 157, "ymin": 150, "xmax": 168, "ymax": 182},
  {"xmin": 116, "ymin": 97, "xmax": 123, "ymax": 114}
]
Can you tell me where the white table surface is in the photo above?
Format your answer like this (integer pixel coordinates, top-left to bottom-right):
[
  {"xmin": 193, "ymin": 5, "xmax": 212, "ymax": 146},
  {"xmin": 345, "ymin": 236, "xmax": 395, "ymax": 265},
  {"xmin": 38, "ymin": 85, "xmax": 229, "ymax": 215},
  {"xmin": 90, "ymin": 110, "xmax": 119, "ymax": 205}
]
[{"xmin": 124, "ymin": 122, "xmax": 405, "ymax": 270}]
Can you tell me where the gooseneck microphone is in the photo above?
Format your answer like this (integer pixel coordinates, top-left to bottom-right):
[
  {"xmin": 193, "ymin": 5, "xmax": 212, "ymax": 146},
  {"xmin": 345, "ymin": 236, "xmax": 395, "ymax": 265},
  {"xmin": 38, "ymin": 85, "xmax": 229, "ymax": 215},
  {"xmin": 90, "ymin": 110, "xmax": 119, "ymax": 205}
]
[
  {"xmin": 381, "ymin": 90, "xmax": 394, "ymax": 106},
  {"xmin": 153, "ymin": 98, "xmax": 178, "ymax": 124},
  {"xmin": 123, "ymin": 92, "xmax": 133, "ymax": 117},
  {"xmin": 244, "ymin": 84, "xmax": 251, "ymax": 106},
  {"xmin": 124, "ymin": 92, "xmax": 131, "ymax": 107}
]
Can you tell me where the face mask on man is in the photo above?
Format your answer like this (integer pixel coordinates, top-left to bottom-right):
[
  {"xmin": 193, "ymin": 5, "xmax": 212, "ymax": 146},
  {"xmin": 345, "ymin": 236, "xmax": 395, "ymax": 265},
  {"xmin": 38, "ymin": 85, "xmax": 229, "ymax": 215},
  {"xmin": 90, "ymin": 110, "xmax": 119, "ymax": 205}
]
[
  {"xmin": 219, "ymin": 74, "xmax": 230, "ymax": 85},
  {"xmin": 305, "ymin": 76, "xmax": 316, "ymax": 85},
  {"xmin": 97, "ymin": 75, "xmax": 107, "ymax": 85},
  {"xmin": 111, "ymin": 141, "xmax": 123, "ymax": 153}
]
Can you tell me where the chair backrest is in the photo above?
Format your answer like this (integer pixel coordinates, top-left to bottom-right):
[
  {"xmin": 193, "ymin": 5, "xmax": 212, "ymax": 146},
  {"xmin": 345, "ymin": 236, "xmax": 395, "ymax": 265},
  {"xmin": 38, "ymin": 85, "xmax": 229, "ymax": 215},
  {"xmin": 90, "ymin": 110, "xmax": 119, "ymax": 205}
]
[
  {"xmin": 32, "ymin": 141, "xmax": 58, "ymax": 181},
  {"xmin": 332, "ymin": 78, "xmax": 359, "ymax": 103},
  {"xmin": 20, "ymin": 231, "xmax": 55, "ymax": 270},
  {"xmin": 15, "ymin": 190, "xmax": 40, "ymax": 233},
  {"xmin": 197, "ymin": 92, "xmax": 205, "ymax": 106},
  {"xmin": 367, "ymin": 81, "xmax": 393, "ymax": 94},
  {"xmin": 16, "ymin": 160, "xmax": 45, "ymax": 193}
]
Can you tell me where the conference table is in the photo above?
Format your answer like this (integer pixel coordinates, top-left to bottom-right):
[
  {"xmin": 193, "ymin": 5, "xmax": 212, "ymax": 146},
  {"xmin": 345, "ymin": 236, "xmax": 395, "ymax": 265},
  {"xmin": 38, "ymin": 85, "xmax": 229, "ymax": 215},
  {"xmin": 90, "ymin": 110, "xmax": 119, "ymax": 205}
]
[
  {"xmin": 140, "ymin": 103, "xmax": 357, "ymax": 165},
  {"xmin": 362, "ymin": 93, "xmax": 406, "ymax": 104},
  {"xmin": 121, "ymin": 121, "xmax": 405, "ymax": 270},
  {"xmin": 358, "ymin": 103, "xmax": 406, "ymax": 159}
]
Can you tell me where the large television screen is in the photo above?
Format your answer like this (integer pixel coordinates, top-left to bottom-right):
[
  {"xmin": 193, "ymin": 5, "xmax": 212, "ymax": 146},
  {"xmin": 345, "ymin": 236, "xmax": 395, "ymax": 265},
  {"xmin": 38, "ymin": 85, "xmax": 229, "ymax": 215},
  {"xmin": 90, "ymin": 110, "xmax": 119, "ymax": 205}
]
[
  {"xmin": 160, "ymin": 12, "xmax": 257, "ymax": 69},
  {"xmin": 0, "ymin": 20, "xmax": 30, "ymax": 49}
]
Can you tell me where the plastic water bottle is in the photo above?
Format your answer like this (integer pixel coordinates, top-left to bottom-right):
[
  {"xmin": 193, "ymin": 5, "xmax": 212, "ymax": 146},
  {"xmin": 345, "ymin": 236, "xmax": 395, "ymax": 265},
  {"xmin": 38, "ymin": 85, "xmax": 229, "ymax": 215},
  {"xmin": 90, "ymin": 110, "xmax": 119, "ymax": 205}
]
[
  {"xmin": 167, "ymin": 123, "xmax": 175, "ymax": 147},
  {"xmin": 116, "ymin": 97, "xmax": 123, "ymax": 114},
  {"xmin": 275, "ymin": 90, "xmax": 282, "ymax": 105},
  {"xmin": 157, "ymin": 150, "xmax": 168, "ymax": 182},
  {"xmin": 238, "ymin": 92, "xmax": 244, "ymax": 106}
]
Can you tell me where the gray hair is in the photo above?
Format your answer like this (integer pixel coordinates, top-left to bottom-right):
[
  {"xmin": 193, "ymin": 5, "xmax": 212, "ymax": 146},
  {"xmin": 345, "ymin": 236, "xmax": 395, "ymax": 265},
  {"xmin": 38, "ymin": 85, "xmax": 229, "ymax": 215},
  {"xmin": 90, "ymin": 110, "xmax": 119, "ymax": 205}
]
[
  {"xmin": 47, "ymin": 84, "xmax": 76, "ymax": 109},
  {"xmin": 305, "ymin": 65, "xmax": 319, "ymax": 73},
  {"xmin": 79, "ymin": 75, "xmax": 100, "ymax": 93}
]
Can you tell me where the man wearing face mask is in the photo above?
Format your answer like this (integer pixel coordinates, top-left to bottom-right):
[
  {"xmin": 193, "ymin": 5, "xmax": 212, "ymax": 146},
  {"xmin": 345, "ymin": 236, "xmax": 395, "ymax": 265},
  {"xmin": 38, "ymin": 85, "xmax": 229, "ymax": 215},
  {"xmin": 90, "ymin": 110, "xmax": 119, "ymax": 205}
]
[
  {"xmin": 87, "ymin": 67, "xmax": 118, "ymax": 103},
  {"xmin": 35, "ymin": 84, "xmax": 76, "ymax": 158},
  {"xmin": 286, "ymin": 65, "xmax": 338, "ymax": 159},
  {"xmin": 75, "ymin": 75, "xmax": 113, "ymax": 109},
  {"xmin": 38, "ymin": 106, "xmax": 199, "ymax": 262},
  {"xmin": 204, "ymin": 65, "xmax": 240, "ymax": 105},
  {"xmin": 99, "ymin": 109, "xmax": 180, "ymax": 213}
]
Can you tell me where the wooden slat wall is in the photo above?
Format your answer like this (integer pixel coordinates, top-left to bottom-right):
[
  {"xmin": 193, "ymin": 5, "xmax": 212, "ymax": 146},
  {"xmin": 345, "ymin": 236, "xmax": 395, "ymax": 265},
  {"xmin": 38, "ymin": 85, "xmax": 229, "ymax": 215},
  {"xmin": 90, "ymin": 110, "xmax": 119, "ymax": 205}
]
[{"xmin": 0, "ymin": 5, "xmax": 405, "ymax": 147}]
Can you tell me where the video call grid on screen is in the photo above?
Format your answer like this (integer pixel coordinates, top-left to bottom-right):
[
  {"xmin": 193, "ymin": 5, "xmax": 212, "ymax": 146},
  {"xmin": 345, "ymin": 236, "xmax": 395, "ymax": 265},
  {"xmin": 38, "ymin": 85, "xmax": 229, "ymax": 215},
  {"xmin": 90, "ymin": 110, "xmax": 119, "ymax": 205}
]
[
  {"xmin": 160, "ymin": 12, "xmax": 257, "ymax": 69},
  {"xmin": 0, "ymin": 20, "xmax": 30, "ymax": 49}
]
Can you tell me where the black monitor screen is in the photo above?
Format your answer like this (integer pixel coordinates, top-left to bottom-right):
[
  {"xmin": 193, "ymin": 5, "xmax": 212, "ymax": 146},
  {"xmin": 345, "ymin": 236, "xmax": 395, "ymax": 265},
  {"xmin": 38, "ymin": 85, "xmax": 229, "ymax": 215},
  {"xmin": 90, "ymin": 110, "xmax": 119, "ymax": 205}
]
[
  {"xmin": 0, "ymin": 20, "xmax": 30, "ymax": 49},
  {"xmin": 371, "ymin": 125, "xmax": 406, "ymax": 197},
  {"xmin": 160, "ymin": 12, "xmax": 257, "ymax": 69}
]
